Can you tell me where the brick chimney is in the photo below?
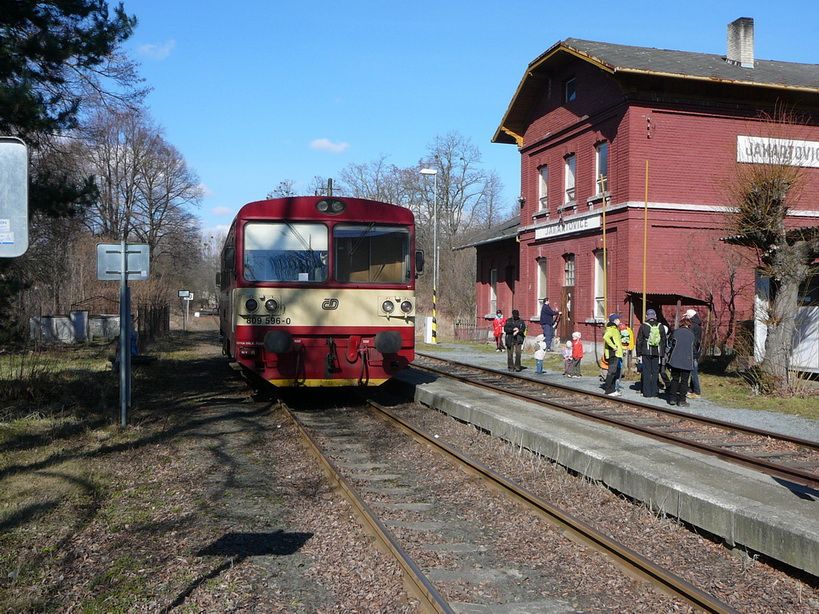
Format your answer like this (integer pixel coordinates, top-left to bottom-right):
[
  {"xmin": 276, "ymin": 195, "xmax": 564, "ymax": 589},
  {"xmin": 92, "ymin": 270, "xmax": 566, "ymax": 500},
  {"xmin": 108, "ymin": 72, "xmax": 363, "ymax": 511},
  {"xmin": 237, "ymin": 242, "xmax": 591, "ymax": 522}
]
[{"xmin": 727, "ymin": 17, "xmax": 754, "ymax": 68}]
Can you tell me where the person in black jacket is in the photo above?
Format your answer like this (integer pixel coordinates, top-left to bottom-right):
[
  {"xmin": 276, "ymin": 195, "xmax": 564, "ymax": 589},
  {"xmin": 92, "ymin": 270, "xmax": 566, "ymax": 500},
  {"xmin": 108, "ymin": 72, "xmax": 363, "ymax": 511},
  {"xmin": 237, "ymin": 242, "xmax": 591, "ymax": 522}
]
[
  {"xmin": 539, "ymin": 298, "xmax": 559, "ymax": 351},
  {"xmin": 504, "ymin": 309, "xmax": 527, "ymax": 372},
  {"xmin": 635, "ymin": 309, "xmax": 667, "ymax": 398},
  {"xmin": 685, "ymin": 308, "xmax": 703, "ymax": 397},
  {"xmin": 666, "ymin": 317, "xmax": 697, "ymax": 406}
]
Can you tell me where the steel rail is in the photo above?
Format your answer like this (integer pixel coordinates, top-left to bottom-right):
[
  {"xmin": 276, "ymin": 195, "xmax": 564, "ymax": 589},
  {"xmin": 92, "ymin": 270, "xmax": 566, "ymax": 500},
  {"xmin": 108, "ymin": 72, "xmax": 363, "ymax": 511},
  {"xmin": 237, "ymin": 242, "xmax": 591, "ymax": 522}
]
[
  {"xmin": 414, "ymin": 353, "xmax": 819, "ymax": 491},
  {"xmin": 418, "ymin": 352, "xmax": 819, "ymax": 450},
  {"xmin": 366, "ymin": 398, "xmax": 738, "ymax": 614},
  {"xmin": 281, "ymin": 401, "xmax": 455, "ymax": 614}
]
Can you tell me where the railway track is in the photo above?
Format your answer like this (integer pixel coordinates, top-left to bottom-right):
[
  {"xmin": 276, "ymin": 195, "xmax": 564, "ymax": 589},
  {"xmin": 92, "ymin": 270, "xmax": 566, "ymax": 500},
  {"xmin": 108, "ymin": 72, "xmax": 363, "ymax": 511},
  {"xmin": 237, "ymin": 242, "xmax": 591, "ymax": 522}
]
[
  {"xmin": 414, "ymin": 353, "xmax": 819, "ymax": 492},
  {"xmin": 282, "ymin": 395, "xmax": 738, "ymax": 613}
]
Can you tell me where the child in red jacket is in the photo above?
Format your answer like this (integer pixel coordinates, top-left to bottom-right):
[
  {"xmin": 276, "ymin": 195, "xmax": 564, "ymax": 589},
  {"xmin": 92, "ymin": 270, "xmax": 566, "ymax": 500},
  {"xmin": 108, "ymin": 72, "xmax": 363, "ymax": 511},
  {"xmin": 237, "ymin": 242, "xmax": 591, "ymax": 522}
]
[
  {"xmin": 569, "ymin": 331, "xmax": 584, "ymax": 377},
  {"xmin": 492, "ymin": 310, "xmax": 506, "ymax": 352}
]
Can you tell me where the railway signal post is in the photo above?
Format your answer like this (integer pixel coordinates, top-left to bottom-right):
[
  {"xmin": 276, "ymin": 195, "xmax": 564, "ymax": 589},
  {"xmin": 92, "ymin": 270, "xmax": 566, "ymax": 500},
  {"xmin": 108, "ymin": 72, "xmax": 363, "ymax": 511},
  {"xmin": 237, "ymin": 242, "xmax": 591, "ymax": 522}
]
[
  {"xmin": 420, "ymin": 167, "xmax": 439, "ymax": 344},
  {"xmin": 97, "ymin": 242, "xmax": 150, "ymax": 427}
]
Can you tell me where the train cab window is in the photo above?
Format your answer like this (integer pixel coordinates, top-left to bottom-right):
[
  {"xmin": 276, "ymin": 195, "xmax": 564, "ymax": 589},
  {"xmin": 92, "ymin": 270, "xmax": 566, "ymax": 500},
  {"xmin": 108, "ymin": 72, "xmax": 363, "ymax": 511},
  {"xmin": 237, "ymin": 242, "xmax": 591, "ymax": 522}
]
[
  {"xmin": 243, "ymin": 222, "xmax": 328, "ymax": 282},
  {"xmin": 334, "ymin": 224, "xmax": 410, "ymax": 284}
]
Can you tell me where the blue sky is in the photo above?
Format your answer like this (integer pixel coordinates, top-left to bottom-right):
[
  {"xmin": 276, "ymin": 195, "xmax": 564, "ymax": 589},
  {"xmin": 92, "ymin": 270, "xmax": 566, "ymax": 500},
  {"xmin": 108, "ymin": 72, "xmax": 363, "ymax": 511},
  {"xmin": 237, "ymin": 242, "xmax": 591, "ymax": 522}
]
[{"xmin": 123, "ymin": 1, "xmax": 819, "ymax": 236}]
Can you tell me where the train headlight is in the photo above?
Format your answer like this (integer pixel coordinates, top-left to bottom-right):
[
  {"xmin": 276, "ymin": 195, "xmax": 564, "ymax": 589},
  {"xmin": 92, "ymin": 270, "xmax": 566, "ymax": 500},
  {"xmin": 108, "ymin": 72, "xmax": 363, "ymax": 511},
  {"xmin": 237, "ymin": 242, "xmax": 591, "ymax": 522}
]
[
  {"xmin": 381, "ymin": 300, "xmax": 395, "ymax": 314},
  {"xmin": 265, "ymin": 298, "xmax": 279, "ymax": 312},
  {"xmin": 316, "ymin": 199, "xmax": 346, "ymax": 214},
  {"xmin": 245, "ymin": 298, "xmax": 258, "ymax": 312},
  {"xmin": 400, "ymin": 300, "xmax": 413, "ymax": 314}
]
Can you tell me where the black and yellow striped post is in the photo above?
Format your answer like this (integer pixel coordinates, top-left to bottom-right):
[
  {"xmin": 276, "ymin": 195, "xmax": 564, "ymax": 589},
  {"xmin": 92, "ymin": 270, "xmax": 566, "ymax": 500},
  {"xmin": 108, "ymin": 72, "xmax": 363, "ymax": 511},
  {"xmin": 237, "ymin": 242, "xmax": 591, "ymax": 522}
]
[
  {"xmin": 420, "ymin": 166, "xmax": 439, "ymax": 345},
  {"xmin": 431, "ymin": 287, "xmax": 437, "ymax": 343}
]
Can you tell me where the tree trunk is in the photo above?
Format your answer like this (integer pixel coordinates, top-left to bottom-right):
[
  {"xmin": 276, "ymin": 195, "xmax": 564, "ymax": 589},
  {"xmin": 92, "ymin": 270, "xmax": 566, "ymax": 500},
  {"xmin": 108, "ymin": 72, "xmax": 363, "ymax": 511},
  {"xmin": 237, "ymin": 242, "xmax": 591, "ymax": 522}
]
[{"xmin": 759, "ymin": 241, "xmax": 811, "ymax": 389}]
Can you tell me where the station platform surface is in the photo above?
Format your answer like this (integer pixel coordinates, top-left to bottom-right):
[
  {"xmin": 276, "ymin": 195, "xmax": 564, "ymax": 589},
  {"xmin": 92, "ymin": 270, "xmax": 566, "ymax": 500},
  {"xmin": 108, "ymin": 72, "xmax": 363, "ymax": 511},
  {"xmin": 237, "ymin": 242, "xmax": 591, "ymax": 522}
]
[{"xmin": 393, "ymin": 343, "xmax": 819, "ymax": 577}]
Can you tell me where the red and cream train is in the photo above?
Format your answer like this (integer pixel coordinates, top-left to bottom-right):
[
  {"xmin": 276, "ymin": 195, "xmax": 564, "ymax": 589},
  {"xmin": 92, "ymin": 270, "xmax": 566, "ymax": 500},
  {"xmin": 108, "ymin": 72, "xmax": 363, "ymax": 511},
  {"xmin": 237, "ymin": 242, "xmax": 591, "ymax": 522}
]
[{"xmin": 218, "ymin": 196, "xmax": 421, "ymax": 386}]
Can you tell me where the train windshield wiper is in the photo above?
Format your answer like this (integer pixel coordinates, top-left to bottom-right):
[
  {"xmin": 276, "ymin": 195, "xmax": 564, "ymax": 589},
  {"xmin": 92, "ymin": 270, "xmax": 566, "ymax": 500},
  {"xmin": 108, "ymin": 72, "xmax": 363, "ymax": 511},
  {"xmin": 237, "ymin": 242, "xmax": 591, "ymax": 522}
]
[{"xmin": 349, "ymin": 222, "xmax": 376, "ymax": 257}]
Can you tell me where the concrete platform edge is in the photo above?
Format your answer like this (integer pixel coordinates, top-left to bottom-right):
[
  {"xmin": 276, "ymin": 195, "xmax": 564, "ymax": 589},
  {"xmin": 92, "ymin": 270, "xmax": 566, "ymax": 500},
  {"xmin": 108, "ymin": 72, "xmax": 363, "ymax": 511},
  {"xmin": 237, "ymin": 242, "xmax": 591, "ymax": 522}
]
[{"xmin": 390, "ymin": 373, "xmax": 819, "ymax": 577}]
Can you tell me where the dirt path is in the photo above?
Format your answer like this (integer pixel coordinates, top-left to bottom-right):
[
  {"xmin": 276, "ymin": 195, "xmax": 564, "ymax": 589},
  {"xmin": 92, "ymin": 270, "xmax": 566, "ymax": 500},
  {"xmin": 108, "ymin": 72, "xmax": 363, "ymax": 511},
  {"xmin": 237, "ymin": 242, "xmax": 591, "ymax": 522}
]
[{"xmin": 0, "ymin": 332, "xmax": 412, "ymax": 612}]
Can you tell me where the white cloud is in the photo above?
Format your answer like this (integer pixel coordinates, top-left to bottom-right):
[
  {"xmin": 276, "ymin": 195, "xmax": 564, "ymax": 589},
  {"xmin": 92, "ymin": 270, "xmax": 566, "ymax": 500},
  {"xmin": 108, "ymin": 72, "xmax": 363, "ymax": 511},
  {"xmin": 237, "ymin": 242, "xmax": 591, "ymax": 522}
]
[
  {"xmin": 310, "ymin": 138, "xmax": 350, "ymax": 154},
  {"xmin": 211, "ymin": 206, "xmax": 232, "ymax": 217},
  {"xmin": 198, "ymin": 183, "xmax": 214, "ymax": 198},
  {"xmin": 137, "ymin": 40, "xmax": 176, "ymax": 60}
]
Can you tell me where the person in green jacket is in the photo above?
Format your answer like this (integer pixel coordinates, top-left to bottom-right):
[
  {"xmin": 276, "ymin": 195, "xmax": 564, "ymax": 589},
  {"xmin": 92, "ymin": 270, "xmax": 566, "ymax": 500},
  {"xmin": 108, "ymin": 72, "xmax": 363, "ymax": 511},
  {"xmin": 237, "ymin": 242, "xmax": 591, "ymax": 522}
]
[{"xmin": 602, "ymin": 313, "xmax": 624, "ymax": 396}]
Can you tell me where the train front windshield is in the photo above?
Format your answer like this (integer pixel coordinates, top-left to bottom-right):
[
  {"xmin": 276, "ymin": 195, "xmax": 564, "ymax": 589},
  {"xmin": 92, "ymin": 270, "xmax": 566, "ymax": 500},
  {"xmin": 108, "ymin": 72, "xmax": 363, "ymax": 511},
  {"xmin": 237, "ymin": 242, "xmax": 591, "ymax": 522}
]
[
  {"xmin": 243, "ymin": 222, "xmax": 328, "ymax": 282},
  {"xmin": 334, "ymin": 224, "xmax": 410, "ymax": 284}
]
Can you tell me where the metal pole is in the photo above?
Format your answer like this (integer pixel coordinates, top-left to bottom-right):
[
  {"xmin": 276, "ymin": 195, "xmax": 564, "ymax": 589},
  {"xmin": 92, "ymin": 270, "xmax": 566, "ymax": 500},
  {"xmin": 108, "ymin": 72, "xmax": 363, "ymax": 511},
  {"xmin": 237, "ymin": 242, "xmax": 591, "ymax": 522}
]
[
  {"xmin": 119, "ymin": 239, "xmax": 128, "ymax": 428},
  {"xmin": 126, "ymin": 286, "xmax": 132, "ymax": 410},
  {"xmin": 432, "ymin": 172, "xmax": 438, "ymax": 344},
  {"xmin": 601, "ymin": 180, "xmax": 607, "ymax": 317},
  {"xmin": 642, "ymin": 160, "xmax": 649, "ymax": 322}
]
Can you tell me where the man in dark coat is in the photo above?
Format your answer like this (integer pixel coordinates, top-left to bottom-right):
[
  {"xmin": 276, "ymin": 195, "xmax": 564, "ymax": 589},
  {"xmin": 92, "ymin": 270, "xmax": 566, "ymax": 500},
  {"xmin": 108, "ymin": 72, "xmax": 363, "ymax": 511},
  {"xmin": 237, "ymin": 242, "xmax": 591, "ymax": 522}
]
[
  {"xmin": 539, "ymin": 298, "xmax": 559, "ymax": 351},
  {"xmin": 685, "ymin": 308, "xmax": 703, "ymax": 397},
  {"xmin": 666, "ymin": 318, "xmax": 697, "ymax": 406},
  {"xmin": 503, "ymin": 309, "xmax": 527, "ymax": 372},
  {"xmin": 635, "ymin": 309, "xmax": 667, "ymax": 398}
]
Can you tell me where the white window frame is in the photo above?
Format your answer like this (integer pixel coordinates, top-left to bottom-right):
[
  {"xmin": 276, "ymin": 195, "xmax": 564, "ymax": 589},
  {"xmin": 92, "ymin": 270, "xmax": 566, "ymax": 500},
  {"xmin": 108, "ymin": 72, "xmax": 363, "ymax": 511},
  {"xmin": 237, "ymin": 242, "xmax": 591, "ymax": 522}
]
[
  {"xmin": 593, "ymin": 249, "xmax": 605, "ymax": 320},
  {"xmin": 538, "ymin": 166, "xmax": 549, "ymax": 212},
  {"xmin": 489, "ymin": 268, "xmax": 498, "ymax": 314},
  {"xmin": 564, "ymin": 253, "xmax": 576, "ymax": 287},
  {"xmin": 563, "ymin": 154, "xmax": 576, "ymax": 206},
  {"xmin": 536, "ymin": 258, "xmax": 548, "ymax": 313},
  {"xmin": 595, "ymin": 142, "xmax": 609, "ymax": 195}
]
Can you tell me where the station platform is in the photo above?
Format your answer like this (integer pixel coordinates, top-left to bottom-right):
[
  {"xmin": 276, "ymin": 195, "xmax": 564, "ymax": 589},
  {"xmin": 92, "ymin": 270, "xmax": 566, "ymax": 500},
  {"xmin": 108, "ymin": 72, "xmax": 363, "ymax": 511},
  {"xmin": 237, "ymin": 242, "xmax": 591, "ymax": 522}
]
[{"xmin": 392, "ymin": 343, "xmax": 819, "ymax": 577}]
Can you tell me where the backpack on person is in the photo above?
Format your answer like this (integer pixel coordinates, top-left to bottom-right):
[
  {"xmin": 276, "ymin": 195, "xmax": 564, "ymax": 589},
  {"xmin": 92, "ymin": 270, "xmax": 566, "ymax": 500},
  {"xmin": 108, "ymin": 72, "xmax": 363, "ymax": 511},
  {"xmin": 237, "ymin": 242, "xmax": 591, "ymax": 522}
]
[{"xmin": 647, "ymin": 322, "xmax": 661, "ymax": 348}]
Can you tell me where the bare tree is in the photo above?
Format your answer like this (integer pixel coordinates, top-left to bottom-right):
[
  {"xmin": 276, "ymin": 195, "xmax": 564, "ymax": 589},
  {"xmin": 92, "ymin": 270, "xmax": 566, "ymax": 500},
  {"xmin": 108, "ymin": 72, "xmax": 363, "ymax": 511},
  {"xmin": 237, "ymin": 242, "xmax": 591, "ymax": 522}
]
[
  {"xmin": 338, "ymin": 155, "xmax": 413, "ymax": 205},
  {"xmin": 266, "ymin": 179, "xmax": 297, "ymax": 198},
  {"xmin": 133, "ymin": 139, "xmax": 203, "ymax": 259},
  {"xmin": 725, "ymin": 110, "xmax": 819, "ymax": 391},
  {"xmin": 414, "ymin": 132, "xmax": 509, "ymax": 317},
  {"xmin": 83, "ymin": 108, "xmax": 156, "ymax": 238}
]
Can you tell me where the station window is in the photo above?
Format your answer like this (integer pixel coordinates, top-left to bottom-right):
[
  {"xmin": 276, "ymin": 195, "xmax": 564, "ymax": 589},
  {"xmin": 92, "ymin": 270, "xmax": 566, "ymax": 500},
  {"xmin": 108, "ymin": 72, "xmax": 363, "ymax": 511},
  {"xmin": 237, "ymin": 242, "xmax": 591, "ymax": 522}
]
[
  {"xmin": 564, "ymin": 77, "xmax": 576, "ymax": 103},
  {"xmin": 490, "ymin": 268, "xmax": 498, "ymax": 313},
  {"xmin": 595, "ymin": 142, "xmax": 609, "ymax": 194},
  {"xmin": 594, "ymin": 249, "xmax": 606, "ymax": 319},
  {"xmin": 563, "ymin": 253, "xmax": 576, "ymax": 287},
  {"xmin": 538, "ymin": 166, "xmax": 549, "ymax": 212},
  {"xmin": 564, "ymin": 154, "xmax": 576, "ymax": 206},
  {"xmin": 536, "ymin": 258, "xmax": 548, "ymax": 312}
]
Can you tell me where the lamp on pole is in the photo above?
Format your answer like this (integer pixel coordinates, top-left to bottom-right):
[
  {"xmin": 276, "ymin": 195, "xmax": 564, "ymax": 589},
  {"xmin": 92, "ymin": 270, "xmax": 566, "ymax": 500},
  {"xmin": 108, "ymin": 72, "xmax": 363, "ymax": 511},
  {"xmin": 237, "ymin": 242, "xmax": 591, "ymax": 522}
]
[{"xmin": 420, "ymin": 167, "xmax": 438, "ymax": 344}]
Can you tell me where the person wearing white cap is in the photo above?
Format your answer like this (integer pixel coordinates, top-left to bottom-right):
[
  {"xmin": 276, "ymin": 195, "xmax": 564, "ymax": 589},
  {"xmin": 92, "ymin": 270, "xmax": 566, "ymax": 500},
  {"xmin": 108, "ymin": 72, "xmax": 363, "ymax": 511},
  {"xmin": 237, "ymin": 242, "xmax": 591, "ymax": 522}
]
[{"xmin": 684, "ymin": 308, "xmax": 703, "ymax": 397}]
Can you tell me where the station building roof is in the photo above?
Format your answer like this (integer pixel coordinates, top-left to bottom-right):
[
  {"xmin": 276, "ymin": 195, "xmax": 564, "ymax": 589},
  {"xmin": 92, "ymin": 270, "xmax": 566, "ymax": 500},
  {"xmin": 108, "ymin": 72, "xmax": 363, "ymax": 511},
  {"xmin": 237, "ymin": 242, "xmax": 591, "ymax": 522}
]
[
  {"xmin": 494, "ymin": 38, "xmax": 819, "ymax": 145},
  {"xmin": 454, "ymin": 215, "xmax": 520, "ymax": 250}
]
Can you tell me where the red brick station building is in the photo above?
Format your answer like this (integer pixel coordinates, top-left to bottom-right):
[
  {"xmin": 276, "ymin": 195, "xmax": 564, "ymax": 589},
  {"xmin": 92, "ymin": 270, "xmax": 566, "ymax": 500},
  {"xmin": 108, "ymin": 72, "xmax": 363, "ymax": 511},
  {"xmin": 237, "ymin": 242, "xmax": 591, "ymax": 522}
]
[{"xmin": 463, "ymin": 18, "xmax": 819, "ymax": 356}]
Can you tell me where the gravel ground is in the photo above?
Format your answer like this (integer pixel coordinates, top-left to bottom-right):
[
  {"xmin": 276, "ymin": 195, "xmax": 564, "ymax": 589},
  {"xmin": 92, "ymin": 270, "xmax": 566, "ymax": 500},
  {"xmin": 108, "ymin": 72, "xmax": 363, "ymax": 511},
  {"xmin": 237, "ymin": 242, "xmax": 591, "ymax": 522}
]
[
  {"xmin": 0, "ymin": 333, "xmax": 416, "ymax": 613},
  {"xmin": 383, "ymin": 398, "xmax": 819, "ymax": 613},
  {"xmin": 421, "ymin": 344, "xmax": 819, "ymax": 442}
]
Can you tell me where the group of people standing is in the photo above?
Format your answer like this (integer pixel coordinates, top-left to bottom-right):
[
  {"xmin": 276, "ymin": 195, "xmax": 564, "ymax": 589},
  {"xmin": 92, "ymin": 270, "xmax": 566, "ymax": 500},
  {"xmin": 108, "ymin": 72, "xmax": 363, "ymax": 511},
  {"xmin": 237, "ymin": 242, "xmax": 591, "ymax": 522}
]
[
  {"xmin": 632, "ymin": 308, "xmax": 703, "ymax": 405},
  {"xmin": 496, "ymin": 301, "xmax": 703, "ymax": 406},
  {"xmin": 493, "ymin": 297, "xmax": 583, "ymax": 375}
]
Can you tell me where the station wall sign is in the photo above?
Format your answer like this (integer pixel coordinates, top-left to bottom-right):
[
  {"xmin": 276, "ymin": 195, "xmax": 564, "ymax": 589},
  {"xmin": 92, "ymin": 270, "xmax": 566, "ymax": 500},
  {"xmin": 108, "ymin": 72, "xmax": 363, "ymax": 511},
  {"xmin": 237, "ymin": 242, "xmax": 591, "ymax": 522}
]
[{"xmin": 738, "ymin": 136, "xmax": 819, "ymax": 168}]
